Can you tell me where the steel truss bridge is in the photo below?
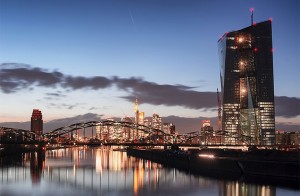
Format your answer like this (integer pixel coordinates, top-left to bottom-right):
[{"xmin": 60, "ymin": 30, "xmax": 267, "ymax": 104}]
[{"xmin": 0, "ymin": 120, "xmax": 253, "ymax": 146}]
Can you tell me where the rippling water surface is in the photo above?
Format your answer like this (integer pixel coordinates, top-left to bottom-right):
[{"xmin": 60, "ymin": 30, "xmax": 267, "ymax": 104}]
[{"xmin": 0, "ymin": 147, "xmax": 299, "ymax": 196}]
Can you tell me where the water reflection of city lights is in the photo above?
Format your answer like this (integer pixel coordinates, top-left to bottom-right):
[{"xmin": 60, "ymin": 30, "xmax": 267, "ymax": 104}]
[
  {"xmin": 73, "ymin": 164, "xmax": 76, "ymax": 176},
  {"xmin": 0, "ymin": 147, "xmax": 295, "ymax": 195},
  {"xmin": 95, "ymin": 149, "xmax": 103, "ymax": 174}
]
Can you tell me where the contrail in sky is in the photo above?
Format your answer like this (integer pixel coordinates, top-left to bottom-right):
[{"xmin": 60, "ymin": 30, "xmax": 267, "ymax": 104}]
[{"xmin": 129, "ymin": 10, "xmax": 136, "ymax": 30}]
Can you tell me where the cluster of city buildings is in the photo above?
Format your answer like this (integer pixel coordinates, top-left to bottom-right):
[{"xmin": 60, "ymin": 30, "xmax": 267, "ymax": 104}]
[
  {"xmin": 28, "ymin": 104, "xmax": 299, "ymax": 146},
  {"xmin": 197, "ymin": 120, "xmax": 300, "ymax": 146},
  {"xmin": 275, "ymin": 130, "xmax": 300, "ymax": 146},
  {"xmin": 93, "ymin": 98, "xmax": 176, "ymax": 143}
]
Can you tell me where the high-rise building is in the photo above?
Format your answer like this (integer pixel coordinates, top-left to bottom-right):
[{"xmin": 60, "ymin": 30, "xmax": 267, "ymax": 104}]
[
  {"xmin": 96, "ymin": 122, "xmax": 102, "ymax": 140},
  {"xmin": 163, "ymin": 123, "xmax": 174, "ymax": 134},
  {"xmin": 31, "ymin": 109, "xmax": 43, "ymax": 140},
  {"xmin": 144, "ymin": 119, "xmax": 151, "ymax": 127},
  {"xmin": 138, "ymin": 112, "xmax": 145, "ymax": 138},
  {"xmin": 134, "ymin": 97, "xmax": 146, "ymax": 139},
  {"xmin": 163, "ymin": 123, "xmax": 174, "ymax": 143},
  {"xmin": 138, "ymin": 112, "xmax": 145, "ymax": 125},
  {"xmin": 218, "ymin": 20, "xmax": 275, "ymax": 145},
  {"xmin": 121, "ymin": 117, "xmax": 133, "ymax": 141},
  {"xmin": 202, "ymin": 120, "xmax": 211, "ymax": 128},
  {"xmin": 152, "ymin": 114, "xmax": 162, "ymax": 130},
  {"xmin": 134, "ymin": 97, "xmax": 139, "ymax": 124}
]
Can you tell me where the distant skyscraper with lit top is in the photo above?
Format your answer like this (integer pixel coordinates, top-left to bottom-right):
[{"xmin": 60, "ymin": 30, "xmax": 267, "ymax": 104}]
[
  {"xmin": 31, "ymin": 109, "xmax": 43, "ymax": 140},
  {"xmin": 218, "ymin": 19, "xmax": 275, "ymax": 145}
]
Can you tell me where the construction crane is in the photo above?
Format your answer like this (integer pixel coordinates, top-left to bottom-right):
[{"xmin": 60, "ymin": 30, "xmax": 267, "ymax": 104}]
[{"xmin": 217, "ymin": 88, "xmax": 222, "ymax": 130}]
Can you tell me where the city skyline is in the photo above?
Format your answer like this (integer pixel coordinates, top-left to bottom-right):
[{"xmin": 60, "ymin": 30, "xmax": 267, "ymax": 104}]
[{"xmin": 0, "ymin": 0, "xmax": 299, "ymax": 133}]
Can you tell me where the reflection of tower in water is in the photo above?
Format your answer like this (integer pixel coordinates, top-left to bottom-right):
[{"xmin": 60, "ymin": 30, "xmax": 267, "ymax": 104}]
[{"xmin": 30, "ymin": 149, "xmax": 45, "ymax": 184}]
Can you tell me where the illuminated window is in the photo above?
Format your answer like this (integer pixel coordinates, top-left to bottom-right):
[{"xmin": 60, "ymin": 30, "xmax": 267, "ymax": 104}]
[{"xmin": 238, "ymin": 37, "xmax": 244, "ymax": 43}]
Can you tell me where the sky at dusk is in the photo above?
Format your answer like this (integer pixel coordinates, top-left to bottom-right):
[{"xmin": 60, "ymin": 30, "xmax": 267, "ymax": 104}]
[{"xmin": 0, "ymin": 0, "xmax": 299, "ymax": 132}]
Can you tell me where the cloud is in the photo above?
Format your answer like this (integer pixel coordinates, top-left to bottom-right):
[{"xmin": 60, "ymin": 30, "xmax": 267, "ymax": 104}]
[
  {"xmin": 45, "ymin": 102, "xmax": 83, "ymax": 110},
  {"xmin": 63, "ymin": 76, "xmax": 112, "ymax": 90},
  {"xmin": 46, "ymin": 92, "xmax": 66, "ymax": 97},
  {"xmin": 276, "ymin": 122, "xmax": 300, "ymax": 131},
  {"xmin": 0, "ymin": 63, "xmax": 112, "ymax": 93},
  {"xmin": 0, "ymin": 63, "xmax": 299, "ymax": 118},
  {"xmin": 114, "ymin": 77, "xmax": 216, "ymax": 109},
  {"xmin": 275, "ymin": 96, "xmax": 300, "ymax": 118},
  {"xmin": 0, "ymin": 63, "xmax": 63, "ymax": 93},
  {"xmin": 0, "ymin": 63, "xmax": 216, "ymax": 110}
]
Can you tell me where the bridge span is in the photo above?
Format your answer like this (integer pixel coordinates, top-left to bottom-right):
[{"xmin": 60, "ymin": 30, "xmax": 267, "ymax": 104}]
[
  {"xmin": 1, "ymin": 120, "xmax": 215, "ymax": 146},
  {"xmin": 2, "ymin": 120, "xmax": 289, "ymax": 148}
]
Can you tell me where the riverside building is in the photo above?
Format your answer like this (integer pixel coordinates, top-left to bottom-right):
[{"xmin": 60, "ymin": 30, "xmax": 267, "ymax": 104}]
[{"xmin": 218, "ymin": 19, "xmax": 275, "ymax": 145}]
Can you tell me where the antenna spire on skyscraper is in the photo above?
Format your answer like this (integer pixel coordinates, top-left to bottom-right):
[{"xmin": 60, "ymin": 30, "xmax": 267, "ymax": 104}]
[
  {"xmin": 134, "ymin": 97, "xmax": 138, "ymax": 113},
  {"xmin": 250, "ymin": 8, "xmax": 254, "ymax": 25}
]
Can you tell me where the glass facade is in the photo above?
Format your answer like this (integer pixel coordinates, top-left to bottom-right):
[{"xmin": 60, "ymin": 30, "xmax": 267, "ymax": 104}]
[{"xmin": 218, "ymin": 20, "xmax": 275, "ymax": 145}]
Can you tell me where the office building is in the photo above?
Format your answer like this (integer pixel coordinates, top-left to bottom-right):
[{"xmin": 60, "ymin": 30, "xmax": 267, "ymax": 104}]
[
  {"xmin": 152, "ymin": 114, "xmax": 162, "ymax": 130},
  {"xmin": 31, "ymin": 109, "xmax": 43, "ymax": 140},
  {"xmin": 218, "ymin": 20, "xmax": 275, "ymax": 145}
]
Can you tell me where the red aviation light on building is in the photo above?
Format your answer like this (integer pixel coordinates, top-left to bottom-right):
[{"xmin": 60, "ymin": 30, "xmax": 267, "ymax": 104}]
[
  {"xmin": 271, "ymin": 48, "xmax": 275, "ymax": 53},
  {"xmin": 254, "ymin": 47, "xmax": 258, "ymax": 52},
  {"xmin": 250, "ymin": 7, "xmax": 255, "ymax": 12},
  {"xmin": 253, "ymin": 22, "xmax": 257, "ymax": 26},
  {"xmin": 269, "ymin": 18, "xmax": 273, "ymax": 22},
  {"xmin": 219, "ymin": 32, "xmax": 230, "ymax": 41}
]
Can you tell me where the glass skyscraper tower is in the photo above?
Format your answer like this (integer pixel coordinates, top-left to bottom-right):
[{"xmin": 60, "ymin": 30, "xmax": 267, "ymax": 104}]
[{"xmin": 218, "ymin": 20, "xmax": 275, "ymax": 145}]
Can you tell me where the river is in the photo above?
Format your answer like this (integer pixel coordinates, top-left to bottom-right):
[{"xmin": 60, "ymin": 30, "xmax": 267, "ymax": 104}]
[{"xmin": 0, "ymin": 146, "xmax": 299, "ymax": 196}]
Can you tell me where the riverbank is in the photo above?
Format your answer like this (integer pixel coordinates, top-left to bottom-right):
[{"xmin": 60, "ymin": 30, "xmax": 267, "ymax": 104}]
[
  {"xmin": 127, "ymin": 148, "xmax": 300, "ymax": 189},
  {"xmin": 0, "ymin": 144, "xmax": 44, "ymax": 158}
]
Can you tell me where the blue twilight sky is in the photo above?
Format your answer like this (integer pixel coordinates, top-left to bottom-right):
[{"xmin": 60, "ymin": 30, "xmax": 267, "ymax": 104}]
[{"xmin": 0, "ymin": 0, "xmax": 299, "ymax": 131}]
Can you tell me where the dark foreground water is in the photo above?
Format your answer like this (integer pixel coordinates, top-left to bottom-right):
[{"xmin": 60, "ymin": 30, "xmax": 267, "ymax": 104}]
[{"xmin": 0, "ymin": 147, "xmax": 299, "ymax": 196}]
